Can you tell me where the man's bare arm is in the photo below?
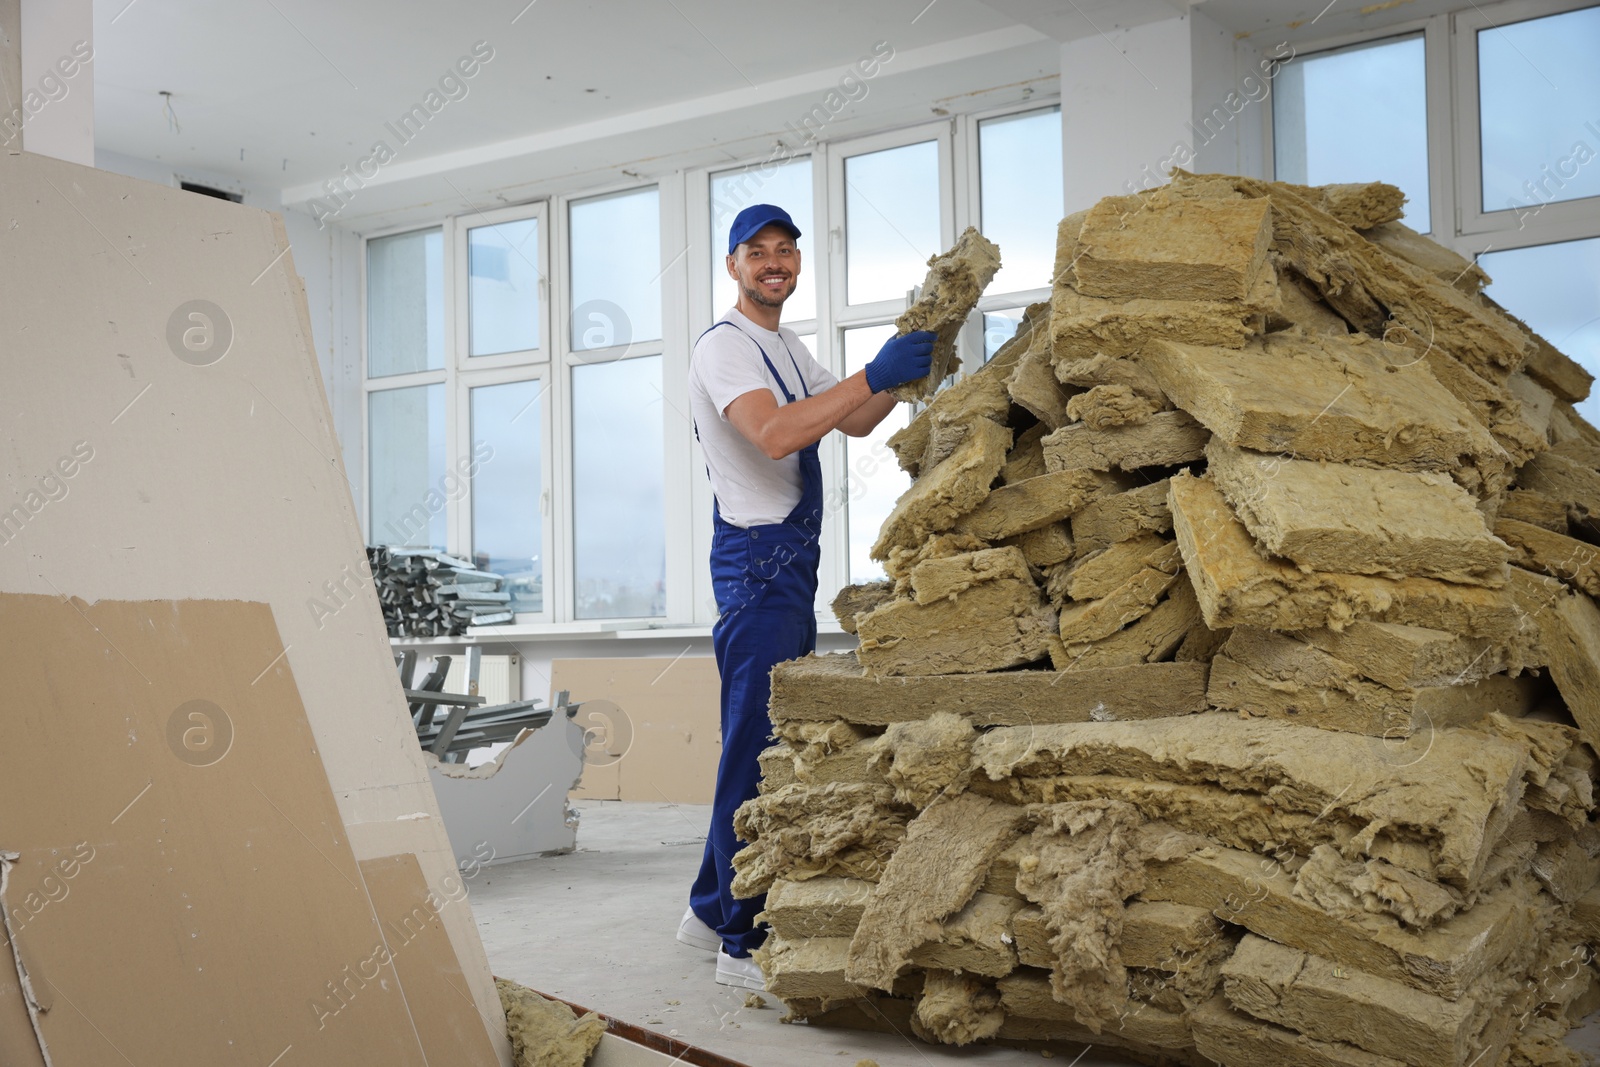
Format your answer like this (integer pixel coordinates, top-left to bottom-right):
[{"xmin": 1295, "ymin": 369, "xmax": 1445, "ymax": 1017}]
[
  {"xmin": 836, "ymin": 390, "xmax": 898, "ymax": 437},
  {"xmin": 725, "ymin": 371, "xmax": 894, "ymax": 459}
]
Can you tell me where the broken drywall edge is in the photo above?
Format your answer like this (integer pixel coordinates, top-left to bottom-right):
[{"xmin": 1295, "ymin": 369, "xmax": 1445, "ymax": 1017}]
[
  {"xmin": 0, "ymin": 851, "xmax": 52, "ymax": 1067},
  {"xmin": 428, "ymin": 725, "xmax": 547, "ymax": 781},
  {"xmin": 426, "ymin": 722, "xmax": 579, "ymax": 866}
]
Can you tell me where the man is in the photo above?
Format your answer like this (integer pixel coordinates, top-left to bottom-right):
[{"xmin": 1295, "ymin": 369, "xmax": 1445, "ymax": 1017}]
[{"xmin": 680, "ymin": 204, "xmax": 934, "ymax": 988}]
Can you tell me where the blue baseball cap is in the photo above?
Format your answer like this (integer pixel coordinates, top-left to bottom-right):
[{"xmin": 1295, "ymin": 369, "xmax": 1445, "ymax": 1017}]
[{"xmin": 727, "ymin": 204, "xmax": 801, "ymax": 255}]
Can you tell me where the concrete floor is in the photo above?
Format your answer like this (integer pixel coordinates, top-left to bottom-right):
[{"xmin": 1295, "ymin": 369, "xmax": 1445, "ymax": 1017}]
[{"xmin": 472, "ymin": 800, "xmax": 1600, "ymax": 1067}]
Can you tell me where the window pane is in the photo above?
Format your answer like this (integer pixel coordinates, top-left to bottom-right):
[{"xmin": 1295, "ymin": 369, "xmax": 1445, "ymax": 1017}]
[
  {"xmin": 368, "ymin": 384, "xmax": 446, "ymax": 549},
  {"xmin": 843, "ymin": 324, "xmax": 909, "ymax": 583},
  {"xmin": 1481, "ymin": 238, "xmax": 1600, "ymax": 427},
  {"xmin": 1479, "ymin": 6, "xmax": 1600, "ymax": 213},
  {"xmin": 845, "ymin": 140, "xmax": 941, "ymax": 305},
  {"xmin": 470, "ymin": 381, "xmax": 544, "ymax": 614},
  {"xmin": 573, "ymin": 356, "xmax": 665, "ymax": 618},
  {"xmin": 983, "ymin": 309, "xmax": 1025, "ymax": 363},
  {"xmin": 468, "ymin": 217, "xmax": 541, "ymax": 357},
  {"xmin": 570, "ymin": 188, "xmax": 662, "ymax": 351},
  {"xmin": 980, "ymin": 108, "xmax": 1062, "ymax": 293},
  {"xmin": 367, "ymin": 229, "xmax": 444, "ymax": 377},
  {"xmin": 1274, "ymin": 35, "xmax": 1429, "ymax": 227},
  {"xmin": 711, "ymin": 158, "xmax": 816, "ymax": 323}
]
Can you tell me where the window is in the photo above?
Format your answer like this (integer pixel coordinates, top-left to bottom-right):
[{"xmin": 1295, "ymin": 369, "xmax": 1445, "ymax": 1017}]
[
  {"xmin": 1477, "ymin": 5, "xmax": 1600, "ymax": 214},
  {"xmin": 844, "ymin": 140, "xmax": 942, "ymax": 306},
  {"xmin": 710, "ymin": 158, "xmax": 816, "ymax": 323},
  {"xmin": 1273, "ymin": 34, "xmax": 1430, "ymax": 227},
  {"xmin": 367, "ymin": 228, "xmax": 443, "ymax": 376},
  {"xmin": 363, "ymin": 100, "xmax": 1073, "ymax": 630},
  {"xmin": 470, "ymin": 381, "xmax": 544, "ymax": 613},
  {"xmin": 842, "ymin": 324, "xmax": 908, "ymax": 584},
  {"xmin": 567, "ymin": 186, "xmax": 667, "ymax": 620},
  {"xmin": 572, "ymin": 357, "xmax": 665, "ymax": 619},
  {"xmin": 570, "ymin": 187, "xmax": 662, "ymax": 351},
  {"xmin": 1481, "ymin": 238, "xmax": 1600, "ymax": 426},
  {"xmin": 368, "ymin": 384, "xmax": 446, "ymax": 549},
  {"xmin": 982, "ymin": 309, "xmax": 1026, "ymax": 362},
  {"xmin": 467, "ymin": 217, "xmax": 542, "ymax": 358},
  {"xmin": 979, "ymin": 108, "xmax": 1063, "ymax": 294}
]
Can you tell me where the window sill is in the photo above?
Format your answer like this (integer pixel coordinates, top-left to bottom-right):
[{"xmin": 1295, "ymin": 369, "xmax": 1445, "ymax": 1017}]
[{"xmin": 387, "ymin": 618, "xmax": 849, "ymax": 646}]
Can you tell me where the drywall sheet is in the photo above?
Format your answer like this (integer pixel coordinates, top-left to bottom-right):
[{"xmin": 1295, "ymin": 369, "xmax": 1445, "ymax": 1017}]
[
  {"xmin": 0, "ymin": 147, "xmax": 507, "ymax": 1059},
  {"xmin": 358, "ymin": 853, "xmax": 501, "ymax": 1067},
  {"xmin": 0, "ymin": 595, "xmax": 432, "ymax": 1063},
  {"xmin": 426, "ymin": 722, "xmax": 582, "ymax": 864},
  {"xmin": 552, "ymin": 657, "xmax": 722, "ymax": 804},
  {"xmin": 0, "ymin": 874, "xmax": 48, "ymax": 1067}
]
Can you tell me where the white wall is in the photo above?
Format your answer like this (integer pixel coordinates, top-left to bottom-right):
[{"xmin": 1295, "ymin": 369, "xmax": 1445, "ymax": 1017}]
[
  {"xmin": 1061, "ymin": 16, "xmax": 1195, "ymax": 211},
  {"xmin": 1060, "ymin": 11, "xmax": 1270, "ymax": 211}
]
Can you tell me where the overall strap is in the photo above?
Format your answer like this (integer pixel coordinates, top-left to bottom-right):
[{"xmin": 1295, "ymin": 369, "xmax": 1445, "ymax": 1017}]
[
  {"xmin": 777, "ymin": 337, "xmax": 812, "ymax": 400},
  {"xmin": 724, "ymin": 320, "xmax": 807, "ymax": 405},
  {"xmin": 691, "ymin": 320, "xmax": 740, "ymax": 445}
]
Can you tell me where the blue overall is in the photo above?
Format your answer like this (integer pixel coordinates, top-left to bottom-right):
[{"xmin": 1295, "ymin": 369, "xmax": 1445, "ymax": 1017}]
[{"xmin": 689, "ymin": 320, "xmax": 823, "ymax": 957}]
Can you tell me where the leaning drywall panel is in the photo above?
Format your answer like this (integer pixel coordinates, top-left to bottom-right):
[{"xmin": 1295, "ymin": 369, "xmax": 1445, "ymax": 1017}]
[
  {"xmin": 0, "ymin": 880, "xmax": 48, "ymax": 1067},
  {"xmin": 0, "ymin": 595, "xmax": 431, "ymax": 1063},
  {"xmin": 358, "ymin": 853, "xmax": 502, "ymax": 1067},
  {"xmin": 0, "ymin": 148, "xmax": 509, "ymax": 1062}
]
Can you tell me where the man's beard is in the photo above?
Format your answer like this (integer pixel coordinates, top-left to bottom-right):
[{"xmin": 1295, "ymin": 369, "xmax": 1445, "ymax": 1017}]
[{"xmin": 742, "ymin": 275, "xmax": 795, "ymax": 308}]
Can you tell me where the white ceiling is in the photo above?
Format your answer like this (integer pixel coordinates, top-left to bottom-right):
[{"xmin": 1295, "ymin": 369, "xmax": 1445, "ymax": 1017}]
[
  {"xmin": 94, "ymin": 0, "xmax": 1019, "ymax": 187},
  {"xmin": 89, "ymin": 0, "xmax": 1458, "ymax": 230}
]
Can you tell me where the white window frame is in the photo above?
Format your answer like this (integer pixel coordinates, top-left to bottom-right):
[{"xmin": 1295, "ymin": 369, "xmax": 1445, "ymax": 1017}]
[
  {"xmin": 555, "ymin": 179, "xmax": 681, "ymax": 626},
  {"xmin": 364, "ymin": 213, "xmax": 559, "ymax": 624},
  {"xmin": 455, "ymin": 364, "xmax": 555, "ymax": 624},
  {"xmin": 361, "ymin": 220, "xmax": 452, "ymax": 544},
  {"xmin": 360, "ymin": 94, "xmax": 1068, "ymax": 633},
  {"xmin": 1453, "ymin": 0, "xmax": 1600, "ymax": 245},
  {"xmin": 1262, "ymin": 18, "xmax": 1450, "ymax": 238},
  {"xmin": 961, "ymin": 99, "xmax": 1061, "ymax": 348},
  {"xmin": 452, "ymin": 200, "xmax": 551, "ymax": 371},
  {"xmin": 1262, "ymin": 0, "xmax": 1600, "ymax": 267},
  {"xmin": 826, "ymin": 121, "xmax": 955, "ymax": 592},
  {"xmin": 829, "ymin": 121, "xmax": 956, "ymax": 329}
]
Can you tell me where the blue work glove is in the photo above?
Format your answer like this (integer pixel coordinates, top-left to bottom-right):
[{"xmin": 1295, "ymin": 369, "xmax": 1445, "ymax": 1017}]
[{"xmin": 864, "ymin": 330, "xmax": 936, "ymax": 393}]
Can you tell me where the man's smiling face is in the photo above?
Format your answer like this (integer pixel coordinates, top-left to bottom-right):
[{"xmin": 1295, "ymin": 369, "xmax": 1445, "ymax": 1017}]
[{"xmin": 728, "ymin": 224, "xmax": 801, "ymax": 309}]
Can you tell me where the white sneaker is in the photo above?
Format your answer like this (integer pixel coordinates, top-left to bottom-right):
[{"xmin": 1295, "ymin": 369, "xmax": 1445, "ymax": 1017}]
[
  {"xmin": 715, "ymin": 948, "xmax": 766, "ymax": 990},
  {"xmin": 676, "ymin": 907, "xmax": 720, "ymax": 951}
]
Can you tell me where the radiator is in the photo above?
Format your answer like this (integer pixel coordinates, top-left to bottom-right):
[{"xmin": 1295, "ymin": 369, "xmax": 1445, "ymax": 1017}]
[{"xmin": 442, "ymin": 652, "xmax": 519, "ymax": 705}]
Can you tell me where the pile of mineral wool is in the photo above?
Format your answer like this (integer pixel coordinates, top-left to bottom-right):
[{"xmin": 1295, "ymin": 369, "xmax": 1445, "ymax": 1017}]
[{"xmin": 731, "ymin": 171, "xmax": 1600, "ymax": 1067}]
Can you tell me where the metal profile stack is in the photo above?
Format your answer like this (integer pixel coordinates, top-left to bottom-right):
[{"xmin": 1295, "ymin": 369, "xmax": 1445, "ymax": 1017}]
[{"xmin": 368, "ymin": 546, "xmax": 514, "ymax": 636}]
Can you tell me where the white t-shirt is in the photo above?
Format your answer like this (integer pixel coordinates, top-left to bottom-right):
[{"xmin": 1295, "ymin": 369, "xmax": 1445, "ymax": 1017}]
[{"xmin": 688, "ymin": 308, "xmax": 840, "ymax": 528}]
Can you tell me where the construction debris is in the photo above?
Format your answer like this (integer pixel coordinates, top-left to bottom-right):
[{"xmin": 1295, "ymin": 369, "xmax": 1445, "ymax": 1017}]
[
  {"xmin": 739, "ymin": 174, "xmax": 1600, "ymax": 1066},
  {"xmin": 368, "ymin": 546, "xmax": 513, "ymax": 636},
  {"xmin": 497, "ymin": 979, "xmax": 605, "ymax": 1067},
  {"xmin": 890, "ymin": 227, "xmax": 1003, "ymax": 402}
]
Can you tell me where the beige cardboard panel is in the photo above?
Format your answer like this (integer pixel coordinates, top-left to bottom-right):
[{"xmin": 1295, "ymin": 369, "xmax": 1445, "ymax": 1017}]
[
  {"xmin": 0, "ymin": 594, "xmax": 430, "ymax": 1064},
  {"xmin": 358, "ymin": 854, "xmax": 501, "ymax": 1067},
  {"xmin": 551, "ymin": 657, "xmax": 722, "ymax": 804},
  {"xmin": 0, "ymin": 149, "xmax": 507, "ymax": 1059}
]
